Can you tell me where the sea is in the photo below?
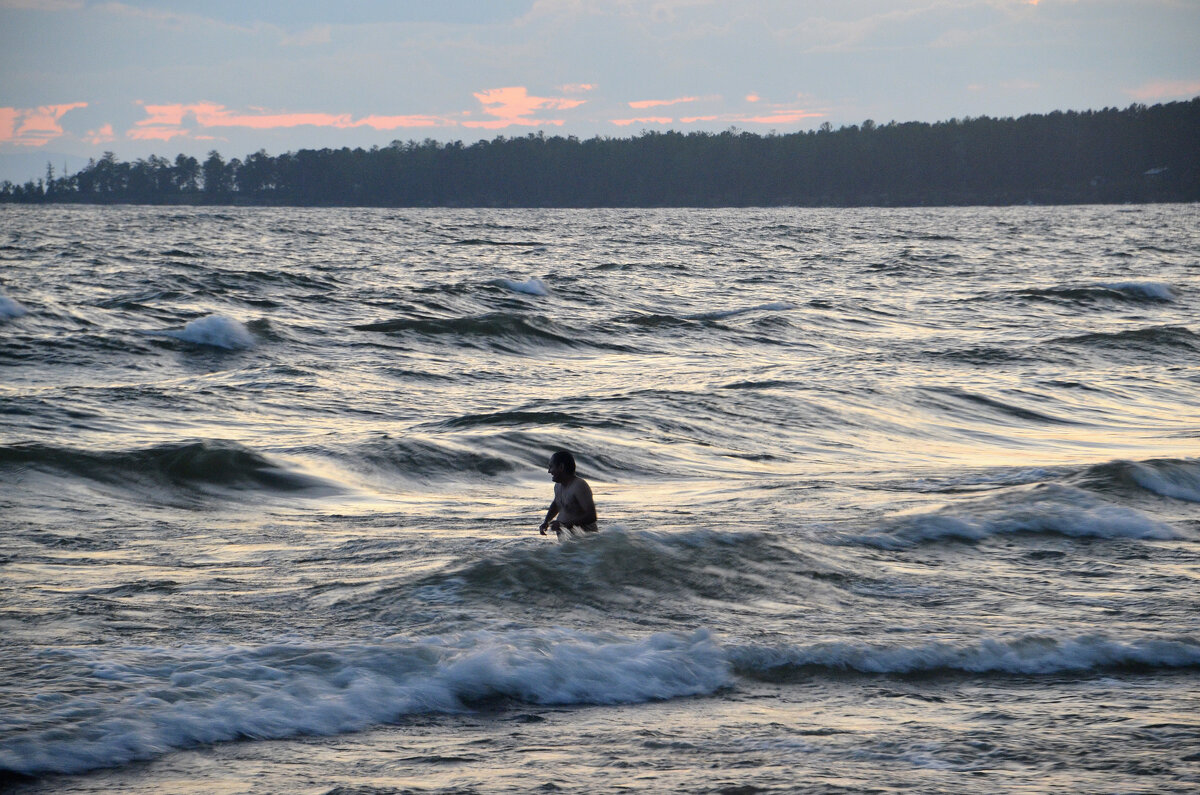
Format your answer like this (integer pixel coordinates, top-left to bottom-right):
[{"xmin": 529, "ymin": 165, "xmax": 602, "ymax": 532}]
[{"xmin": 1, "ymin": 203, "xmax": 1198, "ymax": 794}]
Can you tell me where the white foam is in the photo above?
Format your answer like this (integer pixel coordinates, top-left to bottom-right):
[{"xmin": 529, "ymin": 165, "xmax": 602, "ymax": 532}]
[
  {"xmin": 730, "ymin": 633, "xmax": 1200, "ymax": 676},
  {"xmin": 0, "ymin": 628, "xmax": 727, "ymax": 776},
  {"xmin": 850, "ymin": 484, "xmax": 1182, "ymax": 549},
  {"xmin": 0, "ymin": 294, "xmax": 28, "ymax": 319},
  {"xmin": 160, "ymin": 315, "xmax": 256, "ymax": 350},
  {"xmin": 500, "ymin": 278, "xmax": 550, "ymax": 296},
  {"xmin": 1099, "ymin": 281, "xmax": 1176, "ymax": 301},
  {"xmin": 1127, "ymin": 459, "xmax": 1200, "ymax": 502}
]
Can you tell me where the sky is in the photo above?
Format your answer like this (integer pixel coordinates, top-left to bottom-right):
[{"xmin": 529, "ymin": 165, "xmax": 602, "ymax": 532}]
[{"xmin": 1, "ymin": 0, "xmax": 1198, "ymax": 181}]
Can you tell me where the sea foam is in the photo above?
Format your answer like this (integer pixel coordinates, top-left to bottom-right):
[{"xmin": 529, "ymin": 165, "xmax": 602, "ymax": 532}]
[
  {"xmin": 0, "ymin": 294, "xmax": 28, "ymax": 319},
  {"xmin": 499, "ymin": 277, "xmax": 550, "ymax": 296},
  {"xmin": 160, "ymin": 315, "xmax": 256, "ymax": 349},
  {"xmin": 1125, "ymin": 458, "xmax": 1200, "ymax": 502},
  {"xmin": 849, "ymin": 484, "xmax": 1182, "ymax": 549},
  {"xmin": 0, "ymin": 628, "xmax": 727, "ymax": 776}
]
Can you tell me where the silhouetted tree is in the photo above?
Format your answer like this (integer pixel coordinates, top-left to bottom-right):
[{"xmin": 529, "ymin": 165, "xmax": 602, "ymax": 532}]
[{"xmin": 4, "ymin": 99, "xmax": 1197, "ymax": 206}]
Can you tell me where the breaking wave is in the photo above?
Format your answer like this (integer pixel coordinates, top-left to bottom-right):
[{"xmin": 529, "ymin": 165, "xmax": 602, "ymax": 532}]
[
  {"xmin": 152, "ymin": 314, "xmax": 256, "ymax": 350},
  {"xmin": 0, "ymin": 629, "xmax": 727, "ymax": 776},
  {"xmin": 846, "ymin": 483, "xmax": 1183, "ymax": 549}
]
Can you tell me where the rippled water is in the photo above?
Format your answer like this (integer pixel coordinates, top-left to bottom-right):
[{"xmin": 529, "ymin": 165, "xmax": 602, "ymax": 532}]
[{"xmin": 2, "ymin": 204, "xmax": 1199, "ymax": 793}]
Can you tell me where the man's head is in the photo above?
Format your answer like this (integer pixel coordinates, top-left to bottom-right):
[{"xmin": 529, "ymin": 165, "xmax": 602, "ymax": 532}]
[{"xmin": 548, "ymin": 450, "xmax": 576, "ymax": 482}]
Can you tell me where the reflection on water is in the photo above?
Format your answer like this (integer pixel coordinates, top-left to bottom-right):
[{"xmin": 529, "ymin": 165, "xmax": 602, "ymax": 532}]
[{"xmin": 1, "ymin": 204, "xmax": 1198, "ymax": 792}]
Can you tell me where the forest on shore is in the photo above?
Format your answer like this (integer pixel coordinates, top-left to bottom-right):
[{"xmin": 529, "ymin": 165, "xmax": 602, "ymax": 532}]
[{"xmin": 3, "ymin": 99, "xmax": 1197, "ymax": 207}]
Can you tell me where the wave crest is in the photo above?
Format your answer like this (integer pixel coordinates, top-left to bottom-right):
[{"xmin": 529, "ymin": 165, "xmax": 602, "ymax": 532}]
[
  {"xmin": 0, "ymin": 440, "xmax": 332, "ymax": 496},
  {"xmin": 731, "ymin": 633, "xmax": 1200, "ymax": 677},
  {"xmin": 0, "ymin": 629, "xmax": 726, "ymax": 776},
  {"xmin": 847, "ymin": 483, "xmax": 1182, "ymax": 549}
]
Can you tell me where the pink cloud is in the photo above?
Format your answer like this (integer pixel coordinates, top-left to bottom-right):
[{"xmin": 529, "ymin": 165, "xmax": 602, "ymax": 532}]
[
  {"xmin": 0, "ymin": 108, "xmax": 16, "ymax": 142},
  {"xmin": 0, "ymin": 102, "xmax": 87, "ymax": 146},
  {"xmin": 560, "ymin": 83, "xmax": 596, "ymax": 93},
  {"xmin": 680, "ymin": 115, "xmax": 719, "ymax": 123},
  {"xmin": 745, "ymin": 94, "xmax": 761, "ymax": 103},
  {"xmin": 628, "ymin": 96, "xmax": 697, "ymax": 109},
  {"xmin": 83, "ymin": 123, "xmax": 115, "ymax": 145},
  {"xmin": 736, "ymin": 110, "xmax": 825, "ymax": 124},
  {"xmin": 610, "ymin": 116, "xmax": 673, "ymax": 127},
  {"xmin": 129, "ymin": 102, "xmax": 458, "ymax": 139},
  {"xmin": 356, "ymin": 114, "xmax": 457, "ymax": 130},
  {"xmin": 463, "ymin": 86, "xmax": 586, "ymax": 129},
  {"xmin": 1126, "ymin": 79, "xmax": 1200, "ymax": 102}
]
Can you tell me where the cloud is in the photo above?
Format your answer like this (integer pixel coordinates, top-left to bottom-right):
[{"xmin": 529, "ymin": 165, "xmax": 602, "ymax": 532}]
[
  {"xmin": 1126, "ymin": 79, "xmax": 1200, "ymax": 102},
  {"xmin": 609, "ymin": 116, "xmax": 673, "ymax": 126},
  {"xmin": 735, "ymin": 109, "xmax": 825, "ymax": 124},
  {"xmin": 0, "ymin": 103, "xmax": 88, "ymax": 147},
  {"xmin": 745, "ymin": 94, "xmax": 761, "ymax": 103},
  {"xmin": 628, "ymin": 96, "xmax": 698, "ymax": 109},
  {"xmin": 83, "ymin": 123, "xmax": 115, "ymax": 146},
  {"xmin": 560, "ymin": 83, "xmax": 596, "ymax": 93},
  {"xmin": 462, "ymin": 86, "xmax": 586, "ymax": 129},
  {"xmin": 280, "ymin": 25, "xmax": 332, "ymax": 46},
  {"xmin": 127, "ymin": 102, "xmax": 457, "ymax": 140}
]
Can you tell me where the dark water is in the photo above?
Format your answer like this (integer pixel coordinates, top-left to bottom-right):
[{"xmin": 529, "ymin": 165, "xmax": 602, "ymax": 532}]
[{"xmin": 2, "ymin": 204, "xmax": 1198, "ymax": 793}]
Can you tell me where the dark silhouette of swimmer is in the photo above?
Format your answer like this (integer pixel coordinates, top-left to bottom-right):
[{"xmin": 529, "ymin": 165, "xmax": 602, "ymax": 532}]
[{"xmin": 538, "ymin": 450, "xmax": 598, "ymax": 539}]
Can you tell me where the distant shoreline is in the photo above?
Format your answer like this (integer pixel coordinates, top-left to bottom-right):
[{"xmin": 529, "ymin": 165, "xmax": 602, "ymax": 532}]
[{"xmin": 4, "ymin": 99, "xmax": 1197, "ymax": 208}]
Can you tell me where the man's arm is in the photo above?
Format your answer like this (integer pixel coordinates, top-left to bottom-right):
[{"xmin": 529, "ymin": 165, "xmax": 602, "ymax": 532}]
[{"xmin": 539, "ymin": 499, "xmax": 560, "ymax": 535}]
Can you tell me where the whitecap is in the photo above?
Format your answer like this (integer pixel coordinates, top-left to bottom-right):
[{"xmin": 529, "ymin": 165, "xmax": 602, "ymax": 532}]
[
  {"xmin": 158, "ymin": 315, "xmax": 256, "ymax": 350},
  {"xmin": 0, "ymin": 294, "xmax": 29, "ymax": 320},
  {"xmin": 1126, "ymin": 459, "xmax": 1200, "ymax": 502},
  {"xmin": 1099, "ymin": 281, "xmax": 1176, "ymax": 301},
  {"xmin": 848, "ymin": 483, "xmax": 1183, "ymax": 549},
  {"xmin": 499, "ymin": 277, "xmax": 550, "ymax": 296},
  {"xmin": 0, "ymin": 628, "xmax": 727, "ymax": 776}
]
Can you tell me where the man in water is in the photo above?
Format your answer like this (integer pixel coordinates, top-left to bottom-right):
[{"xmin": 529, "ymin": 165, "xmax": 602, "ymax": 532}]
[{"xmin": 538, "ymin": 450, "xmax": 598, "ymax": 539}]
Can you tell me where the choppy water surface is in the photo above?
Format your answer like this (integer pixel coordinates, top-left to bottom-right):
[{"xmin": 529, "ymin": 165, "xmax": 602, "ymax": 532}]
[{"xmin": 2, "ymin": 204, "xmax": 1198, "ymax": 793}]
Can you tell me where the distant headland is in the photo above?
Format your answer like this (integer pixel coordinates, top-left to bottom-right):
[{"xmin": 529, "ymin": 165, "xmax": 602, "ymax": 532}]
[{"xmin": 3, "ymin": 99, "xmax": 1196, "ymax": 208}]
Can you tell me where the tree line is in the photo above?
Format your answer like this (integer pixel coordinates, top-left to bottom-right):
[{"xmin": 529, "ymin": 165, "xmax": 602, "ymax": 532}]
[{"xmin": 3, "ymin": 99, "xmax": 1197, "ymax": 207}]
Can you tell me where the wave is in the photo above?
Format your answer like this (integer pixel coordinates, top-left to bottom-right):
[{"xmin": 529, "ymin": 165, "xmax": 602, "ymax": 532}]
[
  {"xmin": 150, "ymin": 314, "xmax": 256, "ymax": 350},
  {"xmin": 352, "ymin": 312, "xmax": 581, "ymax": 349},
  {"xmin": 0, "ymin": 294, "xmax": 28, "ymax": 320},
  {"xmin": 0, "ymin": 440, "xmax": 333, "ymax": 496},
  {"xmin": 846, "ymin": 483, "xmax": 1184, "ymax": 549},
  {"xmin": 495, "ymin": 277, "xmax": 549, "ymax": 296},
  {"xmin": 1054, "ymin": 325, "xmax": 1198, "ymax": 352},
  {"xmin": 451, "ymin": 238, "xmax": 547, "ymax": 247},
  {"xmin": 438, "ymin": 408, "xmax": 621, "ymax": 431},
  {"xmin": 1073, "ymin": 458, "xmax": 1200, "ymax": 503},
  {"xmin": 730, "ymin": 633, "xmax": 1200, "ymax": 678},
  {"xmin": 396, "ymin": 528, "xmax": 839, "ymax": 609},
  {"xmin": 687, "ymin": 302, "xmax": 797, "ymax": 321},
  {"xmin": 0, "ymin": 628, "xmax": 727, "ymax": 776},
  {"xmin": 5, "ymin": 627, "xmax": 1196, "ymax": 777},
  {"xmin": 1014, "ymin": 281, "xmax": 1176, "ymax": 304},
  {"xmin": 921, "ymin": 386, "xmax": 1080, "ymax": 425},
  {"xmin": 342, "ymin": 435, "xmax": 523, "ymax": 481}
]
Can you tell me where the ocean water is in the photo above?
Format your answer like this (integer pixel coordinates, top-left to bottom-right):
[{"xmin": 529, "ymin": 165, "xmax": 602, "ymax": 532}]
[{"xmin": 1, "ymin": 203, "xmax": 1198, "ymax": 794}]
